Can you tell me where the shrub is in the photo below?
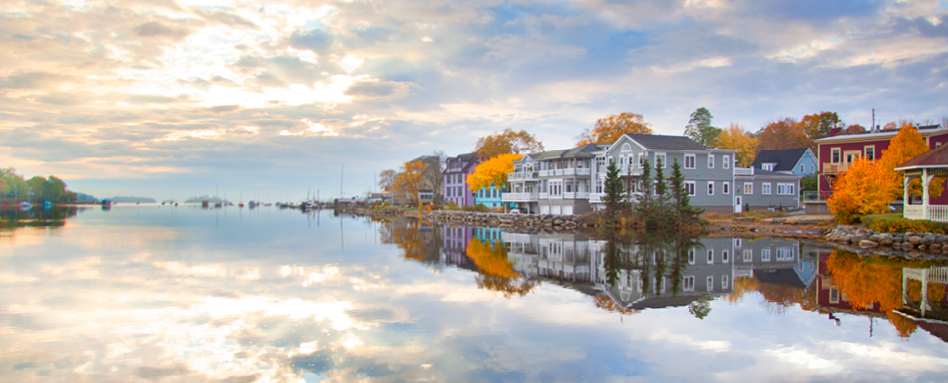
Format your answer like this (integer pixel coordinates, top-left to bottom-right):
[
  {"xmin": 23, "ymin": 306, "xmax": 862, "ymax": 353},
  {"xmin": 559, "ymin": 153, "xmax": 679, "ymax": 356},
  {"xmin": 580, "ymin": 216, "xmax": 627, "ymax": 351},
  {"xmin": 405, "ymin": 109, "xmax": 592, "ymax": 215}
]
[
  {"xmin": 443, "ymin": 201, "xmax": 460, "ymax": 211},
  {"xmin": 474, "ymin": 203, "xmax": 490, "ymax": 212},
  {"xmin": 461, "ymin": 206, "xmax": 475, "ymax": 212},
  {"xmin": 864, "ymin": 216, "xmax": 948, "ymax": 234}
]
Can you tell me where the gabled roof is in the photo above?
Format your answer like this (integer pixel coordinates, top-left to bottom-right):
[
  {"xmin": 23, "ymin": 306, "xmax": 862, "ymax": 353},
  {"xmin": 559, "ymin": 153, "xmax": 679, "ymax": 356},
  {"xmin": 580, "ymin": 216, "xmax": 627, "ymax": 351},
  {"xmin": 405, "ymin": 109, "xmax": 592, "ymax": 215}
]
[
  {"xmin": 751, "ymin": 148, "xmax": 811, "ymax": 171},
  {"xmin": 445, "ymin": 152, "xmax": 479, "ymax": 173},
  {"xmin": 895, "ymin": 143, "xmax": 948, "ymax": 171},
  {"xmin": 624, "ymin": 134, "xmax": 706, "ymax": 151},
  {"xmin": 814, "ymin": 124, "xmax": 947, "ymax": 143}
]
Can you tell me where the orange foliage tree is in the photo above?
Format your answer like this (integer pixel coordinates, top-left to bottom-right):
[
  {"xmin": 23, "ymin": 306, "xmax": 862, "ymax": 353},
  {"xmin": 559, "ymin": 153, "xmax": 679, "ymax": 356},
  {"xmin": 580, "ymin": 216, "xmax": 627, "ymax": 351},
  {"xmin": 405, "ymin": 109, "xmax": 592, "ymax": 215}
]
[
  {"xmin": 757, "ymin": 118, "xmax": 808, "ymax": 151},
  {"xmin": 475, "ymin": 128, "xmax": 544, "ymax": 158},
  {"xmin": 576, "ymin": 112, "xmax": 652, "ymax": 146},
  {"xmin": 715, "ymin": 123, "xmax": 758, "ymax": 166},
  {"xmin": 877, "ymin": 123, "xmax": 944, "ymax": 201},
  {"xmin": 825, "ymin": 250, "xmax": 915, "ymax": 337},
  {"xmin": 828, "ymin": 157, "xmax": 897, "ymax": 223},
  {"xmin": 466, "ymin": 238, "xmax": 539, "ymax": 298},
  {"xmin": 468, "ymin": 153, "xmax": 523, "ymax": 192},
  {"xmin": 395, "ymin": 160, "xmax": 426, "ymax": 204},
  {"xmin": 797, "ymin": 111, "xmax": 840, "ymax": 145}
]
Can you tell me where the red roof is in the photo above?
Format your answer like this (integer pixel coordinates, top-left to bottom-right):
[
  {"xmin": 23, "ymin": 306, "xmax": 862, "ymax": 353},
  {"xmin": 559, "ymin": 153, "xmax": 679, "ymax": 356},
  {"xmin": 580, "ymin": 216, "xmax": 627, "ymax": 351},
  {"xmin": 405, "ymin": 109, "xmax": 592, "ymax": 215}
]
[{"xmin": 895, "ymin": 143, "xmax": 948, "ymax": 170}]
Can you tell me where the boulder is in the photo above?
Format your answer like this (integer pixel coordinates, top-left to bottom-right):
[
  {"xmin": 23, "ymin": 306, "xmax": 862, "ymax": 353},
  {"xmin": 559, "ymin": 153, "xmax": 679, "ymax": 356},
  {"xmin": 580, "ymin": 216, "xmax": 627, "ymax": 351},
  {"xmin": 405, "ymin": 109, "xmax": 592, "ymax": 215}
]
[
  {"xmin": 858, "ymin": 240, "xmax": 879, "ymax": 248},
  {"xmin": 909, "ymin": 236, "xmax": 923, "ymax": 246}
]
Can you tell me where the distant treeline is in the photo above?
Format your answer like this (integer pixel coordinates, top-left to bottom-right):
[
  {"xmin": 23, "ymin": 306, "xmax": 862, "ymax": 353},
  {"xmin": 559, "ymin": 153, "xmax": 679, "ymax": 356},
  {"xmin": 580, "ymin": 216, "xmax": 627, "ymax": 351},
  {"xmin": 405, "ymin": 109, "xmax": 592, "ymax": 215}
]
[{"xmin": 0, "ymin": 167, "xmax": 77, "ymax": 203}]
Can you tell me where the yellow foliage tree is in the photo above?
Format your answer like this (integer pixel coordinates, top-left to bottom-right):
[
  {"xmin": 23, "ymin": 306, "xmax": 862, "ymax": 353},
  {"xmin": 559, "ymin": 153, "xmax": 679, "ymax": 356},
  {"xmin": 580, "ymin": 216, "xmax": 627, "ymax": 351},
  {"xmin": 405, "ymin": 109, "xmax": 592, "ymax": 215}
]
[
  {"xmin": 828, "ymin": 157, "xmax": 896, "ymax": 224},
  {"xmin": 825, "ymin": 250, "xmax": 912, "ymax": 337},
  {"xmin": 468, "ymin": 153, "xmax": 523, "ymax": 192},
  {"xmin": 475, "ymin": 128, "xmax": 544, "ymax": 158},
  {"xmin": 395, "ymin": 160, "xmax": 426, "ymax": 204},
  {"xmin": 466, "ymin": 238, "xmax": 539, "ymax": 298},
  {"xmin": 715, "ymin": 123, "xmax": 758, "ymax": 167},
  {"xmin": 877, "ymin": 123, "xmax": 944, "ymax": 200},
  {"xmin": 576, "ymin": 112, "xmax": 652, "ymax": 146}
]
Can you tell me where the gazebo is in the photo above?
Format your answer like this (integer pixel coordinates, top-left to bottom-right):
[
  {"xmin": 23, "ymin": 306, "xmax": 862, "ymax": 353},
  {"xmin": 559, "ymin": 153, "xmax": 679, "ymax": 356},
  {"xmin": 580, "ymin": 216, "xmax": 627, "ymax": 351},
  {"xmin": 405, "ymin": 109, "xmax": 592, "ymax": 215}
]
[{"xmin": 894, "ymin": 144, "xmax": 948, "ymax": 222}]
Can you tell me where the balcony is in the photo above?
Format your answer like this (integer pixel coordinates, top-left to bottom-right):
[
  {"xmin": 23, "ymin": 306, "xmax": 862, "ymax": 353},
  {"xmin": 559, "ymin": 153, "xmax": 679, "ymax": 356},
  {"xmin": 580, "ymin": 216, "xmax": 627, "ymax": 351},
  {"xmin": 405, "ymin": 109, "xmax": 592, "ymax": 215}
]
[
  {"xmin": 538, "ymin": 168, "xmax": 593, "ymax": 177},
  {"xmin": 734, "ymin": 167, "xmax": 754, "ymax": 176},
  {"xmin": 561, "ymin": 191, "xmax": 590, "ymax": 200},
  {"xmin": 538, "ymin": 192, "xmax": 550, "ymax": 199},
  {"xmin": 508, "ymin": 171, "xmax": 539, "ymax": 181},
  {"xmin": 822, "ymin": 162, "xmax": 847, "ymax": 175},
  {"xmin": 502, "ymin": 192, "xmax": 538, "ymax": 202},
  {"xmin": 589, "ymin": 193, "xmax": 603, "ymax": 203}
]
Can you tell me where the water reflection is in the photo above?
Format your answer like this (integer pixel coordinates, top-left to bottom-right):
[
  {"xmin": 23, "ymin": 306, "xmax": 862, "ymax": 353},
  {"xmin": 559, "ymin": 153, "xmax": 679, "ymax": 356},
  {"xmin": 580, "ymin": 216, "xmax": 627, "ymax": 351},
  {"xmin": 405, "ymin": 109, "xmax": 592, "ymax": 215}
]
[
  {"xmin": 3, "ymin": 209, "xmax": 948, "ymax": 382},
  {"xmin": 0, "ymin": 205, "xmax": 79, "ymax": 229}
]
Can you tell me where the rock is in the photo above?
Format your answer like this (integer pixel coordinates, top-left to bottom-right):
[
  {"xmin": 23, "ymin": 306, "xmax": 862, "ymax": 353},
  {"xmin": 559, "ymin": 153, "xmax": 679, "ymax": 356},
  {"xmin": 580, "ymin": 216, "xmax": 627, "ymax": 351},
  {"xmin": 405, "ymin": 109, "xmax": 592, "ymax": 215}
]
[
  {"xmin": 919, "ymin": 244, "xmax": 928, "ymax": 251},
  {"xmin": 859, "ymin": 240, "xmax": 879, "ymax": 248},
  {"xmin": 902, "ymin": 242, "xmax": 916, "ymax": 251},
  {"xmin": 931, "ymin": 244, "xmax": 943, "ymax": 252},
  {"xmin": 880, "ymin": 239, "xmax": 894, "ymax": 246},
  {"xmin": 909, "ymin": 236, "xmax": 923, "ymax": 246},
  {"xmin": 922, "ymin": 234, "xmax": 936, "ymax": 246}
]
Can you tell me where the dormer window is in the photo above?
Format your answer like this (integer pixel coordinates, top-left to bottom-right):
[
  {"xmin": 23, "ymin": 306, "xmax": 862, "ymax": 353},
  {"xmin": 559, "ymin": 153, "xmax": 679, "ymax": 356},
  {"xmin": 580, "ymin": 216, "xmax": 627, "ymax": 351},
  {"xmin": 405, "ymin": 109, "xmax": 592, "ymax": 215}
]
[{"xmin": 761, "ymin": 163, "xmax": 775, "ymax": 171}]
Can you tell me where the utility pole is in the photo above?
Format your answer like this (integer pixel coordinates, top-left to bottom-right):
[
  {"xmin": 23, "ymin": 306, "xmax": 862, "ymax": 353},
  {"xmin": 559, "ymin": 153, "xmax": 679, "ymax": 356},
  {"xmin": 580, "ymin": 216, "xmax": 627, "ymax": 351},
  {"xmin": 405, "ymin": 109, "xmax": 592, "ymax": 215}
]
[{"xmin": 872, "ymin": 108, "xmax": 876, "ymax": 133}]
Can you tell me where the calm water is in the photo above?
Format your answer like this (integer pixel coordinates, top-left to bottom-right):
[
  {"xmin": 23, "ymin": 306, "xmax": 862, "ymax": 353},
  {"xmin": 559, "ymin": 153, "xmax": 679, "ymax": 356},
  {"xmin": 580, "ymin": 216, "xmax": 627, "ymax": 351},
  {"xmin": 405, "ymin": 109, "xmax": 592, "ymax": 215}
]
[{"xmin": 2, "ymin": 205, "xmax": 948, "ymax": 382}]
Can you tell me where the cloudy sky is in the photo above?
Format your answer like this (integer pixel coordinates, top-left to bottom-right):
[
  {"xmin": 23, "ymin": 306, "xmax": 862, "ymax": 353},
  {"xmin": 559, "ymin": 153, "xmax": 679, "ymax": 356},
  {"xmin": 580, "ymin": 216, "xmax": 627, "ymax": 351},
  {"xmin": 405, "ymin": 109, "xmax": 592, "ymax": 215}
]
[{"xmin": 2, "ymin": 0, "xmax": 947, "ymax": 201}]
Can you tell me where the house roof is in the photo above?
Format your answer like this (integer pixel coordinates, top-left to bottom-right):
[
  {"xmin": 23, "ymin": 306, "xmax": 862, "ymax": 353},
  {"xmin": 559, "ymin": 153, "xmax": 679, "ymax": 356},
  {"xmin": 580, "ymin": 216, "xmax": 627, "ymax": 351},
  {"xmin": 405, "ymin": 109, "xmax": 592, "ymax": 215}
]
[
  {"xmin": 894, "ymin": 143, "xmax": 948, "ymax": 171},
  {"xmin": 754, "ymin": 268, "xmax": 807, "ymax": 289},
  {"xmin": 751, "ymin": 148, "xmax": 810, "ymax": 171},
  {"xmin": 624, "ymin": 133, "xmax": 706, "ymax": 151},
  {"xmin": 814, "ymin": 124, "xmax": 946, "ymax": 143},
  {"xmin": 532, "ymin": 144, "xmax": 599, "ymax": 161}
]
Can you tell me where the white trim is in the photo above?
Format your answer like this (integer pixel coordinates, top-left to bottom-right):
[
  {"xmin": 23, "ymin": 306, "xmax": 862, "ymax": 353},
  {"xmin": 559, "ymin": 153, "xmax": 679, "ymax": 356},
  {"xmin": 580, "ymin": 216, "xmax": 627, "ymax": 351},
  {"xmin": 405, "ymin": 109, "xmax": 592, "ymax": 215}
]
[
  {"xmin": 708, "ymin": 154, "xmax": 715, "ymax": 169},
  {"xmin": 723, "ymin": 181, "xmax": 730, "ymax": 195},
  {"xmin": 762, "ymin": 182, "xmax": 771, "ymax": 195},
  {"xmin": 743, "ymin": 182, "xmax": 753, "ymax": 195},
  {"xmin": 723, "ymin": 155, "xmax": 730, "ymax": 169},
  {"xmin": 685, "ymin": 181, "xmax": 696, "ymax": 196},
  {"xmin": 655, "ymin": 152, "xmax": 667, "ymax": 168},
  {"xmin": 707, "ymin": 181, "xmax": 715, "ymax": 196},
  {"xmin": 684, "ymin": 153, "xmax": 696, "ymax": 169}
]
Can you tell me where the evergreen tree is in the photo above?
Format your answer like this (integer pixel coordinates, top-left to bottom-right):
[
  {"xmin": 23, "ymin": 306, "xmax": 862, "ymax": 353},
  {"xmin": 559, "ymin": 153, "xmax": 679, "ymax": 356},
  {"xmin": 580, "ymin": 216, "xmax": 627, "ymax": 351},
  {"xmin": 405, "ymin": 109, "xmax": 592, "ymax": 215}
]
[
  {"xmin": 653, "ymin": 160, "xmax": 669, "ymax": 228},
  {"xmin": 603, "ymin": 161, "xmax": 625, "ymax": 223},
  {"xmin": 669, "ymin": 158, "xmax": 704, "ymax": 225},
  {"xmin": 636, "ymin": 159, "xmax": 654, "ymax": 223}
]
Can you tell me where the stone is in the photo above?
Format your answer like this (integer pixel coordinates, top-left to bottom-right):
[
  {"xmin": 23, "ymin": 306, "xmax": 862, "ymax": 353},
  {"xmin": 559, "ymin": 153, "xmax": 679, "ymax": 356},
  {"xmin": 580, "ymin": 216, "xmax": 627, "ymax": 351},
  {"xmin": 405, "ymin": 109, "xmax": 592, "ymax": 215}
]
[
  {"xmin": 858, "ymin": 240, "xmax": 879, "ymax": 248},
  {"xmin": 909, "ymin": 236, "xmax": 923, "ymax": 246},
  {"xmin": 931, "ymin": 244, "xmax": 943, "ymax": 252},
  {"xmin": 902, "ymin": 242, "xmax": 915, "ymax": 251},
  {"xmin": 922, "ymin": 234, "xmax": 936, "ymax": 246},
  {"xmin": 880, "ymin": 239, "xmax": 894, "ymax": 246}
]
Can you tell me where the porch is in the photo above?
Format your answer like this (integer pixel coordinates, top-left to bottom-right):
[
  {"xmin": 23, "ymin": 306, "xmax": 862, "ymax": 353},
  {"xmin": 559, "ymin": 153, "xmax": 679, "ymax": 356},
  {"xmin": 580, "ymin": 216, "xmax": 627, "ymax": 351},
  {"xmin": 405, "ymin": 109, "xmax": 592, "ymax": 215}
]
[{"xmin": 895, "ymin": 145, "xmax": 948, "ymax": 223}]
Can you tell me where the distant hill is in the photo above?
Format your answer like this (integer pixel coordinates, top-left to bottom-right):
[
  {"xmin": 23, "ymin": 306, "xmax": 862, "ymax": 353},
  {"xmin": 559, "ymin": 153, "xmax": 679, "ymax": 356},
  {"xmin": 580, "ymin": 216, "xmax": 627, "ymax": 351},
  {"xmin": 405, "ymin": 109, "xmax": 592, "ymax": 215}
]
[
  {"xmin": 111, "ymin": 196, "xmax": 157, "ymax": 203},
  {"xmin": 184, "ymin": 195, "xmax": 224, "ymax": 203},
  {"xmin": 75, "ymin": 193, "xmax": 98, "ymax": 203}
]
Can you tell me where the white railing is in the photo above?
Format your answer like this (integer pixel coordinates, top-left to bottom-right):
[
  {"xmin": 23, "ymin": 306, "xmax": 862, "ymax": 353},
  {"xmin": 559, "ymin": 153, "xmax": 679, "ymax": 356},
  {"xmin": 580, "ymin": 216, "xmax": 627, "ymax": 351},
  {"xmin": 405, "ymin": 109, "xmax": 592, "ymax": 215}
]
[
  {"xmin": 576, "ymin": 168, "xmax": 591, "ymax": 176},
  {"xmin": 930, "ymin": 206, "xmax": 948, "ymax": 222},
  {"xmin": 931, "ymin": 267, "xmax": 948, "ymax": 284},
  {"xmin": 501, "ymin": 192, "xmax": 538, "ymax": 202},
  {"xmin": 904, "ymin": 205, "xmax": 924, "ymax": 220},
  {"xmin": 589, "ymin": 193, "xmax": 603, "ymax": 203},
  {"xmin": 508, "ymin": 171, "xmax": 539, "ymax": 180},
  {"xmin": 538, "ymin": 192, "xmax": 549, "ymax": 199},
  {"xmin": 575, "ymin": 191, "xmax": 589, "ymax": 199},
  {"xmin": 538, "ymin": 170, "xmax": 550, "ymax": 177},
  {"xmin": 562, "ymin": 192, "xmax": 575, "ymax": 199},
  {"xmin": 735, "ymin": 167, "xmax": 755, "ymax": 176}
]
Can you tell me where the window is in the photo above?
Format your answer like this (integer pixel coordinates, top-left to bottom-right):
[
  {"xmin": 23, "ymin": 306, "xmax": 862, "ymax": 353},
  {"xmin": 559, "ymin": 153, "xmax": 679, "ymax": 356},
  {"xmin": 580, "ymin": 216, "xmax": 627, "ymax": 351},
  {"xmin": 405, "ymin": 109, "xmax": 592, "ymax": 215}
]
[
  {"xmin": 743, "ymin": 249, "xmax": 753, "ymax": 262},
  {"xmin": 596, "ymin": 156, "xmax": 605, "ymax": 170},
  {"xmin": 707, "ymin": 249, "xmax": 714, "ymax": 264},
  {"xmin": 723, "ymin": 182, "xmax": 730, "ymax": 195},
  {"xmin": 596, "ymin": 178, "xmax": 604, "ymax": 194},
  {"xmin": 762, "ymin": 163, "xmax": 775, "ymax": 171},
  {"xmin": 708, "ymin": 154, "xmax": 715, "ymax": 169},
  {"xmin": 688, "ymin": 249, "xmax": 696, "ymax": 265},
  {"xmin": 707, "ymin": 182, "xmax": 715, "ymax": 196},
  {"xmin": 735, "ymin": 238, "xmax": 742, "ymax": 248},
  {"xmin": 762, "ymin": 183, "xmax": 771, "ymax": 195},
  {"xmin": 832, "ymin": 148, "xmax": 840, "ymax": 163},
  {"xmin": 723, "ymin": 155, "xmax": 730, "ymax": 169},
  {"xmin": 777, "ymin": 183, "xmax": 796, "ymax": 195},
  {"xmin": 638, "ymin": 153, "xmax": 646, "ymax": 167},
  {"xmin": 685, "ymin": 181, "xmax": 696, "ymax": 196},
  {"xmin": 684, "ymin": 153, "xmax": 696, "ymax": 169},
  {"xmin": 722, "ymin": 250, "xmax": 729, "ymax": 263},
  {"xmin": 744, "ymin": 183, "xmax": 753, "ymax": 195},
  {"xmin": 684, "ymin": 276, "xmax": 695, "ymax": 291},
  {"xmin": 761, "ymin": 249, "xmax": 771, "ymax": 262},
  {"xmin": 722, "ymin": 275, "xmax": 730, "ymax": 290},
  {"xmin": 865, "ymin": 146, "xmax": 875, "ymax": 161},
  {"xmin": 799, "ymin": 164, "xmax": 805, "ymax": 173},
  {"xmin": 776, "ymin": 247, "xmax": 794, "ymax": 261},
  {"xmin": 707, "ymin": 276, "xmax": 714, "ymax": 292},
  {"xmin": 656, "ymin": 152, "xmax": 667, "ymax": 168},
  {"xmin": 810, "ymin": 164, "xmax": 815, "ymax": 173}
]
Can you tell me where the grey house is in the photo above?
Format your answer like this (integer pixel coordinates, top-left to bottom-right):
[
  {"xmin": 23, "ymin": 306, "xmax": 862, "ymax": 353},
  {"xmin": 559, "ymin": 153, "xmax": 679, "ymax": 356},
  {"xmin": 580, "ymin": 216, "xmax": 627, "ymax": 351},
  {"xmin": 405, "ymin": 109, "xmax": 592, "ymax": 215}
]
[
  {"xmin": 589, "ymin": 134, "xmax": 738, "ymax": 213},
  {"xmin": 734, "ymin": 167, "xmax": 801, "ymax": 211},
  {"xmin": 505, "ymin": 145, "xmax": 599, "ymax": 215}
]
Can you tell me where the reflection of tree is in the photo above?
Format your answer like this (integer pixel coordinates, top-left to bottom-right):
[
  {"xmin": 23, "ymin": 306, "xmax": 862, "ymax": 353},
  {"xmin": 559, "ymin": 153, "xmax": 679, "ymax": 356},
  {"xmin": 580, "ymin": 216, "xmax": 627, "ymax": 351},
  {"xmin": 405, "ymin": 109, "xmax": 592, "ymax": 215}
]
[
  {"xmin": 688, "ymin": 296, "xmax": 712, "ymax": 319},
  {"xmin": 381, "ymin": 218, "xmax": 442, "ymax": 267},
  {"xmin": 592, "ymin": 295, "xmax": 638, "ymax": 315},
  {"xmin": 467, "ymin": 238, "xmax": 539, "ymax": 298},
  {"xmin": 0, "ymin": 206, "xmax": 77, "ymax": 229}
]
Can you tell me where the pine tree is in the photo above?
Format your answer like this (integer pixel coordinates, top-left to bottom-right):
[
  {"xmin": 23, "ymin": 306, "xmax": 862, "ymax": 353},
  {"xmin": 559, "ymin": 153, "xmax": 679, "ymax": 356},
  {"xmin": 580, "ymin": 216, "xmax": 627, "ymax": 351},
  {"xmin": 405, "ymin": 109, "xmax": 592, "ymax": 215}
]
[
  {"xmin": 603, "ymin": 161, "xmax": 625, "ymax": 223},
  {"xmin": 636, "ymin": 159, "xmax": 655, "ymax": 223},
  {"xmin": 669, "ymin": 158, "xmax": 704, "ymax": 225}
]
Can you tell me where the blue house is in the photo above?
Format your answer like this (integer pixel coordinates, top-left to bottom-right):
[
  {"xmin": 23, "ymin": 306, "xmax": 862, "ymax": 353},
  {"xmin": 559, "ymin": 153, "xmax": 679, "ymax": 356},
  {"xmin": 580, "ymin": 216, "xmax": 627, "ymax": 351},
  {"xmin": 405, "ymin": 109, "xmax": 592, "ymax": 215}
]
[
  {"xmin": 751, "ymin": 148, "xmax": 818, "ymax": 177},
  {"xmin": 475, "ymin": 184, "xmax": 507, "ymax": 210}
]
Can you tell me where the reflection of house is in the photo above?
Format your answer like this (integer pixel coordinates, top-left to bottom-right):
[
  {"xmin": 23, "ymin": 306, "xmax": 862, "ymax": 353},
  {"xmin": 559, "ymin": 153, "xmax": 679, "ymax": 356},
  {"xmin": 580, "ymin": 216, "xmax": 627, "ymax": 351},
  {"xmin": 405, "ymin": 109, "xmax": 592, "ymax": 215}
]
[
  {"xmin": 733, "ymin": 168, "xmax": 802, "ymax": 211},
  {"xmin": 814, "ymin": 251, "xmax": 884, "ymax": 315},
  {"xmin": 898, "ymin": 267, "xmax": 948, "ymax": 323},
  {"xmin": 733, "ymin": 238, "xmax": 805, "ymax": 278},
  {"xmin": 751, "ymin": 148, "xmax": 818, "ymax": 177},
  {"xmin": 442, "ymin": 225, "xmax": 476, "ymax": 270}
]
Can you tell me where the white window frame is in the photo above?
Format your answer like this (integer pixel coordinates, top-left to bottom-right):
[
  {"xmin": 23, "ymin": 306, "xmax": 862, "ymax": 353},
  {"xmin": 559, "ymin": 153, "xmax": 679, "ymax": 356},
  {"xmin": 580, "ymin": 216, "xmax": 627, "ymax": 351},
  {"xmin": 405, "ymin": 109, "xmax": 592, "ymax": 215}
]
[
  {"xmin": 707, "ymin": 181, "xmax": 715, "ymax": 196},
  {"xmin": 743, "ymin": 183, "xmax": 753, "ymax": 195},
  {"xmin": 708, "ymin": 154, "xmax": 715, "ymax": 169},
  {"xmin": 776, "ymin": 247, "xmax": 794, "ymax": 261},
  {"xmin": 761, "ymin": 249, "xmax": 771, "ymax": 262},
  {"xmin": 707, "ymin": 276, "xmax": 714, "ymax": 292},
  {"xmin": 707, "ymin": 249, "xmax": 714, "ymax": 264},
  {"xmin": 684, "ymin": 276, "xmax": 695, "ymax": 291},
  {"xmin": 799, "ymin": 164, "xmax": 805, "ymax": 173},
  {"xmin": 723, "ymin": 155, "xmax": 730, "ymax": 169},
  {"xmin": 864, "ymin": 145, "xmax": 875, "ymax": 161},
  {"xmin": 722, "ymin": 275, "xmax": 730, "ymax": 290},
  {"xmin": 777, "ymin": 183, "xmax": 796, "ymax": 195},
  {"xmin": 685, "ymin": 181, "xmax": 696, "ymax": 196},
  {"xmin": 684, "ymin": 153, "xmax": 696, "ymax": 169},
  {"xmin": 723, "ymin": 181, "xmax": 730, "ymax": 195},
  {"xmin": 810, "ymin": 164, "xmax": 815, "ymax": 173},
  {"xmin": 743, "ymin": 249, "xmax": 753, "ymax": 262},
  {"xmin": 722, "ymin": 250, "xmax": 729, "ymax": 263},
  {"xmin": 655, "ymin": 152, "xmax": 667, "ymax": 168},
  {"xmin": 688, "ymin": 249, "xmax": 696, "ymax": 265},
  {"xmin": 762, "ymin": 183, "xmax": 771, "ymax": 195}
]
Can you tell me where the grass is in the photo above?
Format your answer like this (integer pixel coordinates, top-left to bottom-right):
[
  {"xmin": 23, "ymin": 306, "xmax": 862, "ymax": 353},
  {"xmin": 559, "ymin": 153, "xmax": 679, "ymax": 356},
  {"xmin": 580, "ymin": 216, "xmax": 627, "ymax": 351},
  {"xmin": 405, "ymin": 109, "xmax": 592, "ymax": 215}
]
[
  {"xmin": 702, "ymin": 209, "xmax": 791, "ymax": 222},
  {"xmin": 861, "ymin": 213, "xmax": 902, "ymax": 225}
]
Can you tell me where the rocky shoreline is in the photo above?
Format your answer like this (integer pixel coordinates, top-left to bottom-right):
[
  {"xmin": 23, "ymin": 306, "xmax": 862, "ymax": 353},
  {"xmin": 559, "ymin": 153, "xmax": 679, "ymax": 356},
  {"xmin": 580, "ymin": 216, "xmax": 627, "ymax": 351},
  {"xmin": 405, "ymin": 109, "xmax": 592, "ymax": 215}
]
[{"xmin": 824, "ymin": 225, "xmax": 948, "ymax": 257}]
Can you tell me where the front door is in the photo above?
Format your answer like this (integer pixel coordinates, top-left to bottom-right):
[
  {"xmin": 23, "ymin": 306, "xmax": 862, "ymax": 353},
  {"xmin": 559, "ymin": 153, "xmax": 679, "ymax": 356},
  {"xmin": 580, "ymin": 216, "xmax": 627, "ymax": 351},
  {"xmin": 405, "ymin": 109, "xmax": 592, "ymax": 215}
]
[{"xmin": 735, "ymin": 196, "xmax": 743, "ymax": 213}]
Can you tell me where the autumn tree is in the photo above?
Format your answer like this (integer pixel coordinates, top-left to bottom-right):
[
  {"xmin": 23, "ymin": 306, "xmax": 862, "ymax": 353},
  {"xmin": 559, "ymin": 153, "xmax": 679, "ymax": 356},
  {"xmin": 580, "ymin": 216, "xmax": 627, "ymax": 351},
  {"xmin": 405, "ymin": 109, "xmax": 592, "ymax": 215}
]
[
  {"xmin": 475, "ymin": 128, "xmax": 544, "ymax": 158},
  {"xmin": 715, "ymin": 123, "xmax": 758, "ymax": 167},
  {"xmin": 378, "ymin": 169, "xmax": 397, "ymax": 192},
  {"xmin": 576, "ymin": 112, "xmax": 652, "ymax": 146},
  {"xmin": 756, "ymin": 118, "xmax": 807, "ymax": 151},
  {"xmin": 394, "ymin": 160, "xmax": 426, "ymax": 205},
  {"xmin": 797, "ymin": 111, "xmax": 840, "ymax": 144},
  {"xmin": 684, "ymin": 107, "xmax": 721, "ymax": 148},
  {"xmin": 421, "ymin": 152, "xmax": 444, "ymax": 203},
  {"xmin": 827, "ymin": 157, "xmax": 896, "ymax": 223},
  {"xmin": 468, "ymin": 153, "xmax": 523, "ymax": 193},
  {"xmin": 845, "ymin": 124, "xmax": 867, "ymax": 134},
  {"xmin": 877, "ymin": 123, "xmax": 944, "ymax": 201}
]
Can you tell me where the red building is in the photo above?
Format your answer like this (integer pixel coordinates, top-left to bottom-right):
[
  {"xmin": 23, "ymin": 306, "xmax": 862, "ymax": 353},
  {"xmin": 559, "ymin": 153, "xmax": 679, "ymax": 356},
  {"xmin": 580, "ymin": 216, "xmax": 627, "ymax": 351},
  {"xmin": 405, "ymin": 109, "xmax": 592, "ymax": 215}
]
[{"xmin": 813, "ymin": 124, "xmax": 948, "ymax": 202}]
